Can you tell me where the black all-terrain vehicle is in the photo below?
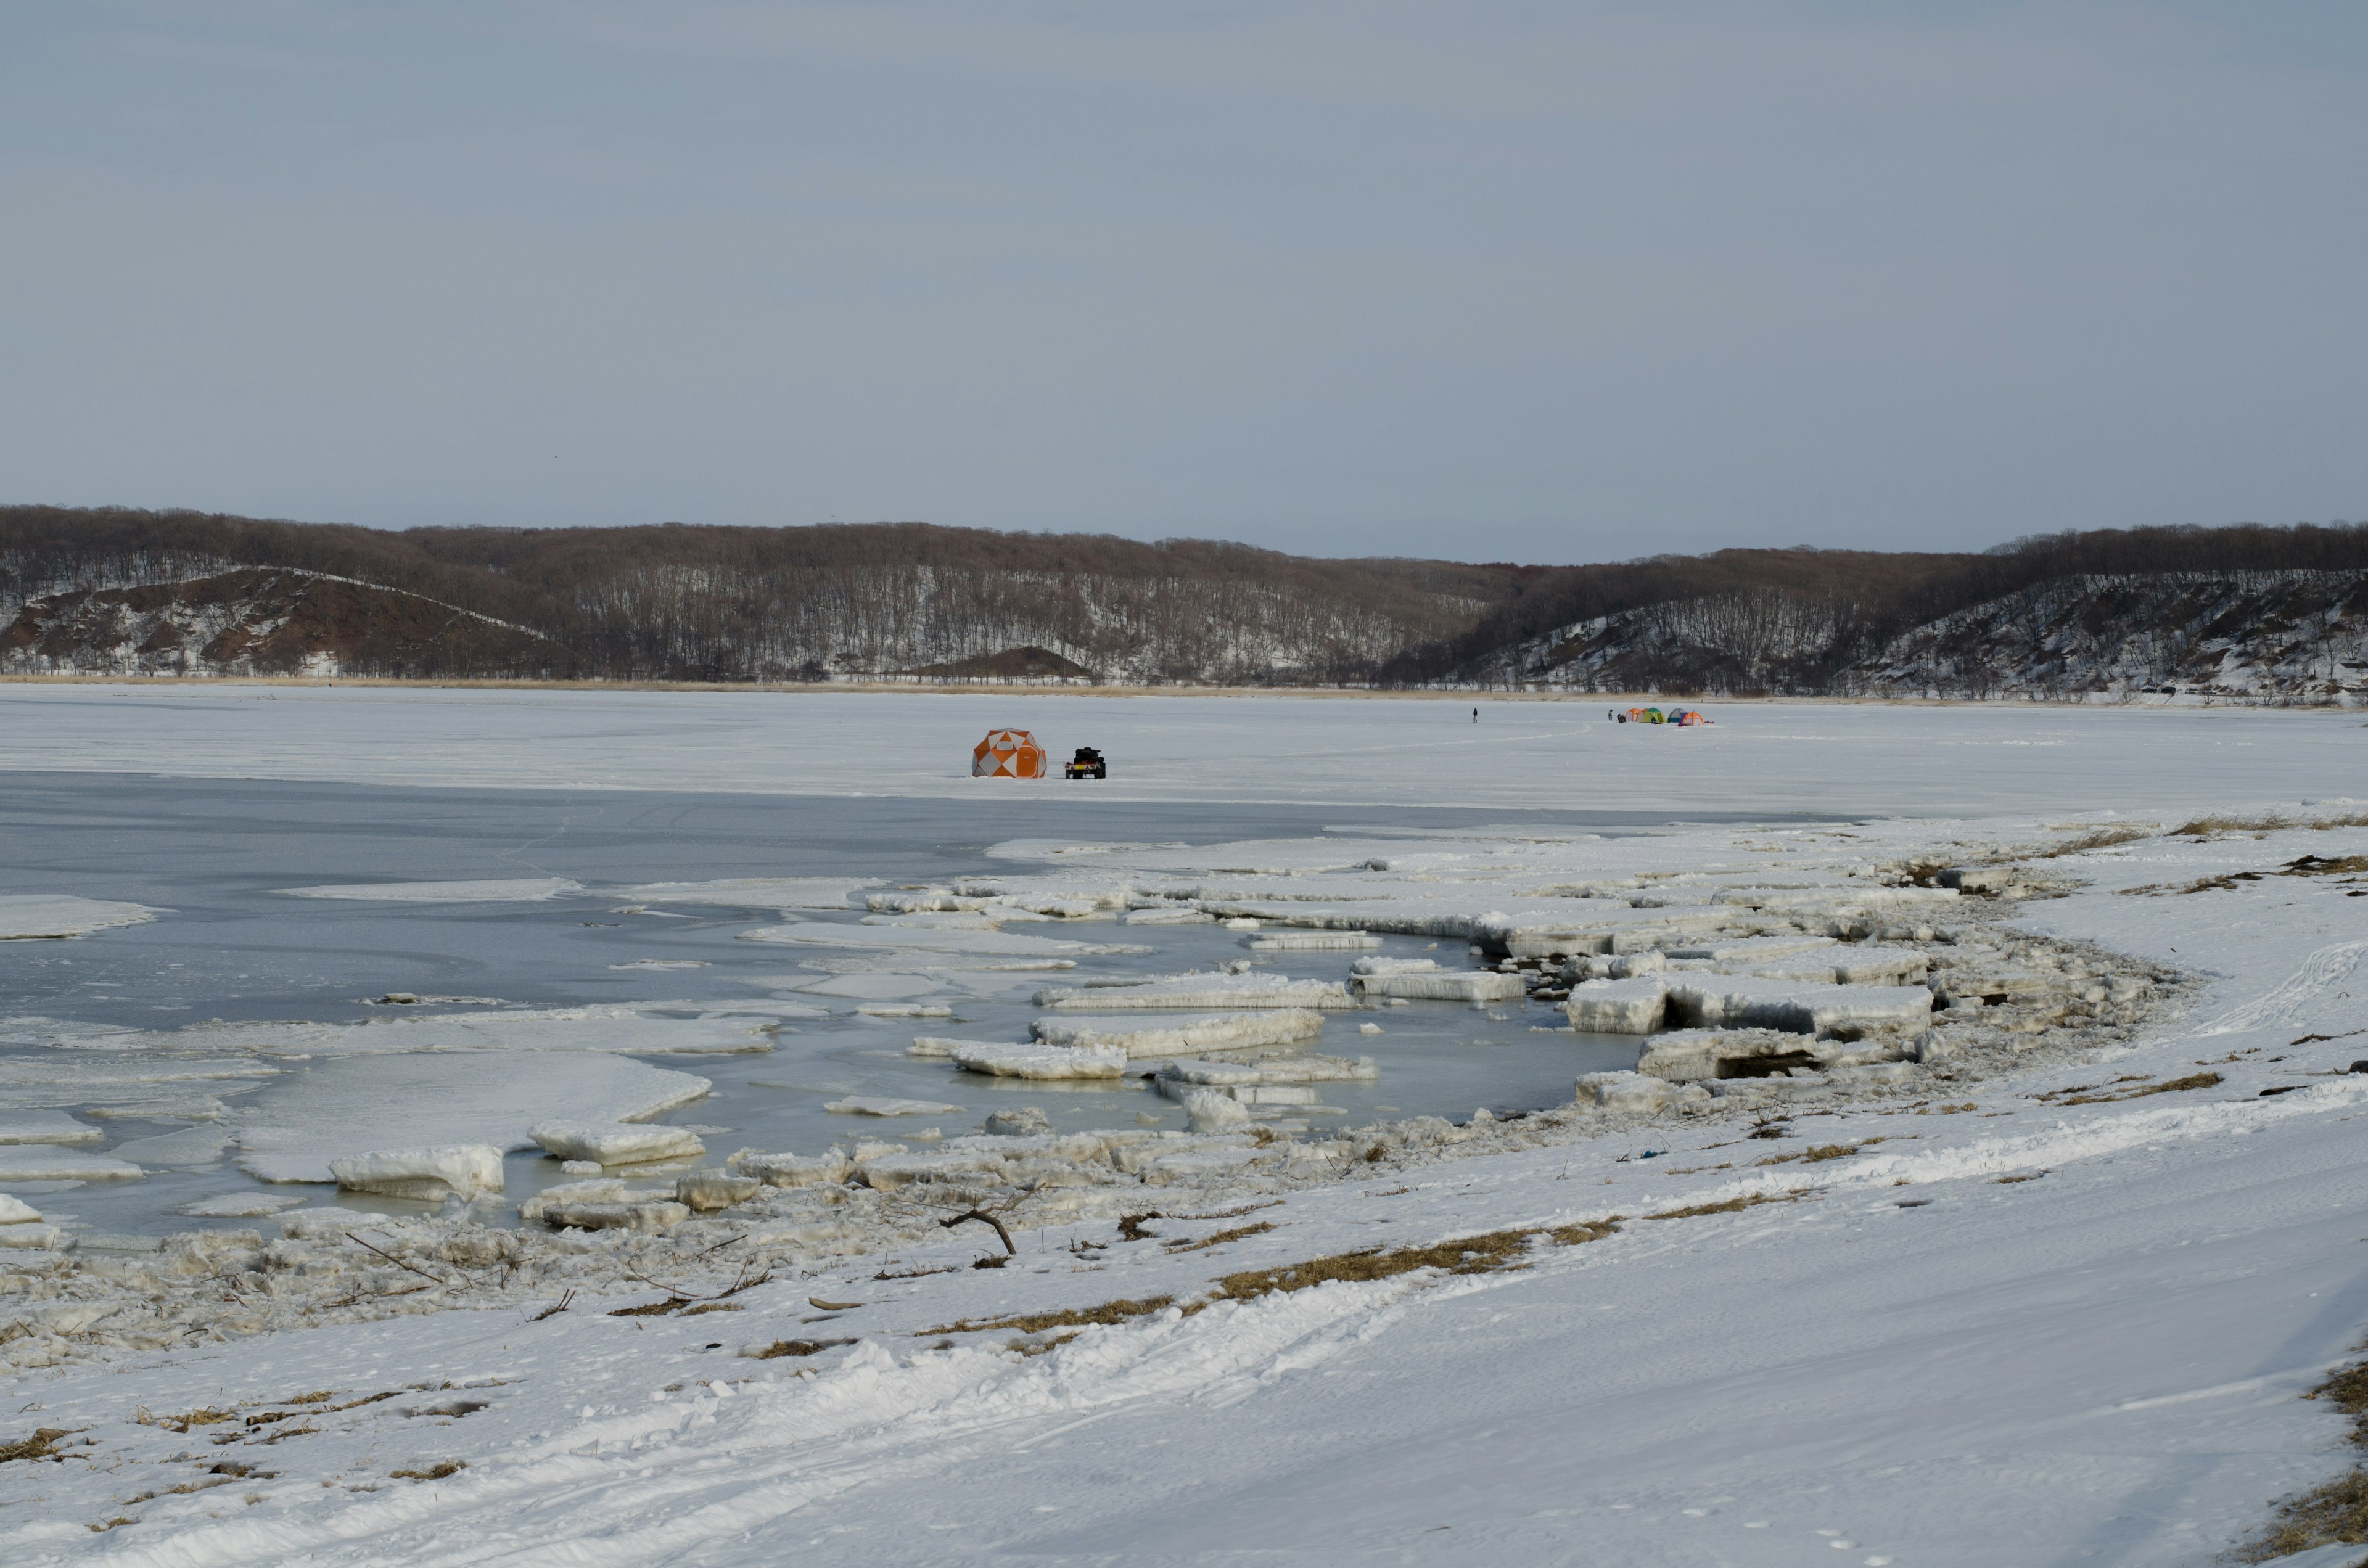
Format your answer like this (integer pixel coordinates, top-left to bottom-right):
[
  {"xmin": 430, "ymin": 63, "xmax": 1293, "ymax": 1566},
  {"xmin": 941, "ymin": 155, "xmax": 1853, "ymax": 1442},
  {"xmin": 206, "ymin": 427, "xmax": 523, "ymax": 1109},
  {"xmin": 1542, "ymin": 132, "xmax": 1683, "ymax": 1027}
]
[{"xmin": 1064, "ymin": 746, "xmax": 1108, "ymax": 780}]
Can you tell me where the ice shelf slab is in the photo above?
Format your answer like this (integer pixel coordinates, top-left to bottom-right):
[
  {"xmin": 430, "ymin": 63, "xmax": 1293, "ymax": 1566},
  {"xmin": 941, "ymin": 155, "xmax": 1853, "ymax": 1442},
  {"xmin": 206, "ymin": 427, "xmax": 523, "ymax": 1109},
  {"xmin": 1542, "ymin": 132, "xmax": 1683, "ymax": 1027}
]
[
  {"xmin": 1245, "ymin": 931, "xmax": 1379, "ymax": 951},
  {"xmin": 234, "ymin": 1053, "xmax": 711, "ymax": 1184},
  {"xmin": 0, "ymin": 895, "xmax": 157, "ymax": 940},
  {"xmin": 1034, "ymin": 974, "xmax": 1355, "ymax": 1011},
  {"xmin": 949, "ymin": 1041, "xmax": 1128, "ymax": 1080},
  {"xmin": 1664, "ymin": 977, "xmax": 1936, "ymax": 1034},
  {"xmin": 609, "ymin": 877, "xmax": 873, "ymax": 911},
  {"xmin": 0, "ymin": 1145, "xmax": 144, "ymax": 1181},
  {"xmin": 1031, "ymin": 1010, "xmax": 1326, "ymax": 1058},
  {"xmin": 1635, "ymin": 1027, "xmax": 1840, "ymax": 1083},
  {"xmin": 281, "ymin": 877, "xmax": 583, "ymax": 903},
  {"xmin": 1574, "ymin": 1070, "xmax": 1674, "ymax": 1114},
  {"xmin": 329, "ymin": 1144, "xmax": 504, "ymax": 1202},
  {"xmin": 1352, "ymin": 971, "xmax": 1527, "ymax": 1002},
  {"xmin": 1660, "ymin": 935, "xmax": 1838, "ymax": 964},
  {"xmin": 0, "ymin": 1112, "xmax": 103, "ymax": 1146},
  {"xmin": 1564, "ymin": 978, "xmax": 1669, "ymax": 1034},
  {"xmin": 178, "ymin": 1191, "xmax": 311, "ymax": 1218},
  {"xmin": 1743, "ymin": 946, "xmax": 1930, "ymax": 986},
  {"xmin": 528, "ymin": 1123, "xmax": 705, "ymax": 1166},
  {"xmin": 741, "ymin": 923, "xmax": 1146, "ymax": 958},
  {"xmin": 1351, "ymin": 957, "xmax": 1438, "ymax": 976},
  {"xmin": 824, "ymin": 1096, "xmax": 963, "ymax": 1117}
]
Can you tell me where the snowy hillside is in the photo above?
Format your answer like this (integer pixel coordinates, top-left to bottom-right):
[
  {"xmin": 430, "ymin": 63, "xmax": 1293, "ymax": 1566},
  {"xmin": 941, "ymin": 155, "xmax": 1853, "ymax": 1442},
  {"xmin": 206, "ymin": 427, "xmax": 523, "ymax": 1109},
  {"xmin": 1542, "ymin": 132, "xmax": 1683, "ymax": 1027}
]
[
  {"xmin": 1462, "ymin": 570, "xmax": 2368, "ymax": 705},
  {"xmin": 0, "ymin": 569, "xmax": 560, "ymax": 679},
  {"xmin": 1852, "ymin": 570, "xmax": 2368, "ymax": 702}
]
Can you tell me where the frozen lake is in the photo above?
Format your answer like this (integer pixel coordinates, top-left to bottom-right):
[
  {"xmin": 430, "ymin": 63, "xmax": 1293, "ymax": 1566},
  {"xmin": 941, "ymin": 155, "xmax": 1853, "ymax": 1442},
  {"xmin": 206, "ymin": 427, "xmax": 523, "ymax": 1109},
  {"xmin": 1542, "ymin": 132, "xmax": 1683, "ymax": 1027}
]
[
  {"xmin": 0, "ymin": 771, "xmax": 1684, "ymax": 1236},
  {"xmin": 4, "ymin": 684, "xmax": 2361, "ymax": 1241}
]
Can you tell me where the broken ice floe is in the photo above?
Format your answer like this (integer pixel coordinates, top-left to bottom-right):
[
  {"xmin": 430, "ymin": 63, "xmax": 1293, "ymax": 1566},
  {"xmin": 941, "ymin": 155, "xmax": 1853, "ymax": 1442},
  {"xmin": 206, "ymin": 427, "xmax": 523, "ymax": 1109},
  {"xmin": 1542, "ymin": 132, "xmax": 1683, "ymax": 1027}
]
[
  {"xmin": 0, "ymin": 1111, "xmax": 102, "ymax": 1146},
  {"xmin": 0, "ymin": 1146, "xmax": 144, "ymax": 1182},
  {"xmin": 280, "ymin": 877, "xmax": 584, "ymax": 902},
  {"xmin": 1351, "ymin": 969, "xmax": 1526, "ymax": 1003},
  {"xmin": 330, "ymin": 1144, "xmax": 506, "ymax": 1202},
  {"xmin": 824, "ymin": 1096, "xmax": 963, "ymax": 1117},
  {"xmin": 0, "ymin": 895, "xmax": 158, "ymax": 940},
  {"xmin": 1029, "ymin": 1010, "xmax": 1327, "ymax": 1058},
  {"xmin": 0, "ymin": 1193, "xmax": 66, "ymax": 1250},
  {"xmin": 530, "ymin": 1123, "xmax": 705, "ymax": 1167},
  {"xmin": 1662, "ymin": 977, "xmax": 1934, "ymax": 1034},
  {"xmin": 1245, "ymin": 930, "xmax": 1380, "ymax": 951},
  {"xmin": 233, "ymin": 1053, "xmax": 710, "ymax": 1184},
  {"xmin": 1032, "ymin": 974, "xmax": 1355, "ymax": 1011},
  {"xmin": 1564, "ymin": 978, "xmax": 1671, "ymax": 1035},
  {"xmin": 948, "ymin": 1041, "xmax": 1128, "ymax": 1080},
  {"xmin": 609, "ymin": 877, "xmax": 874, "ymax": 911},
  {"xmin": 177, "ymin": 1191, "xmax": 311, "ymax": 1218},
  {"xmin": 742, "ymin": 922, "xmax": 1147, "ymax": 957}
]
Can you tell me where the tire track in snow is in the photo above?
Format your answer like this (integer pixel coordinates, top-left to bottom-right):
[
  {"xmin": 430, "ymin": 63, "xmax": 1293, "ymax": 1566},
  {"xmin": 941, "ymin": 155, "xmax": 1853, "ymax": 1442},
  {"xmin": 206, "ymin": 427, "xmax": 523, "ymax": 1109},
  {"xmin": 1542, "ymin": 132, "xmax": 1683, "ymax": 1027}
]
[
  {"xmin": 70, "ymin": 1272, "xmax": 1433, "ymax": 1568},
  {"xmin": 2198, "ymin": 939, "xmax": 2368, "ymax": 1036}
]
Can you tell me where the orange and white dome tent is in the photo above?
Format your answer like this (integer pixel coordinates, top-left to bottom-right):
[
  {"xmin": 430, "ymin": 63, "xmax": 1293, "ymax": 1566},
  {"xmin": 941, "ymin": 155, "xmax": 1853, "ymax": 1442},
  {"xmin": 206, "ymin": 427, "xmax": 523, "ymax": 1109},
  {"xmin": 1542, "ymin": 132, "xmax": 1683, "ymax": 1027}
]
[{"xmin": 972, "ymin": 729, "xmax": 1048, "ymax": 778}]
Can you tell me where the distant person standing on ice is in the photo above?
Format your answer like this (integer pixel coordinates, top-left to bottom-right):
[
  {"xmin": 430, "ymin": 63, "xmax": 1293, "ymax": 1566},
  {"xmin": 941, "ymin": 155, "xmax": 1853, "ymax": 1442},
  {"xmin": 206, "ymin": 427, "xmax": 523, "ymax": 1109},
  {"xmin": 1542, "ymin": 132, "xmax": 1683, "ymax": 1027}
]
[{"xmin": 1472, "ymin": 707, "xmax": 1478, "ymax": 723}]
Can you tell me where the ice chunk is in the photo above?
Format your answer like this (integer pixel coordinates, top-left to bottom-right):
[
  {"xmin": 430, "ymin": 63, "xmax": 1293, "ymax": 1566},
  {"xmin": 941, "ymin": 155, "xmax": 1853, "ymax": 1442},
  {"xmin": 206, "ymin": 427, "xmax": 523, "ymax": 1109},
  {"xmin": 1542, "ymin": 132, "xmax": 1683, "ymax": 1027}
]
[
  {"xmin": 0, "ymin": 1145, "xmax": 144, "ymax": 1181},
  {"xmin": 1664, "ymin": 977, "xmax": 1934, "ymax": 1035},
  {"xmin": 676, "ymin": 1172, "xmax": 763, "ymax": 1211},
  {"xmin": 1154, "ymin": 1054, "xmax": 1378, "ymax": 1085},
  {"xmin": 529, "ymin": 1123, "xmax": 705, "ymax": 1166},
  {"xmin": 234, "ymin": 1053, "xmax": 710, "ymax": 1184},
  {"xmin": 1352, "ymin": 971, "xmax": 1526, "ymax": 1002},
  {"xmin": 1659, "ymin": 935, "xmax": 1838, "ymax": 963},
  {"xmin": 282, "ymin": 877, "xmax": 582, "ymax": 902},
  {"xmin": 1745, "ymin": 946, "xmax": 1930, "ymax": 986},
  {"xmin": 1124, "ymin": 908, "xmax": 1214, "ymax": 925},
  {"xmin": 1563, "ymin": 951, "xmax": 1666, "ymax": 981},
  {"xmin": 0, "ymin": 895, "xmax": 157, "ymax": 940},
  {"xmin": 0, "ymin": 1194, "xmax": 41, "ymax": 1223},
  {"xmin": 729, "ymin": 1151, "xmax": 853, "ymax": 1187},
  {"xmin": 0, "ymin": 1224, "xmax": 68, "ymax": 1250},
  {"xmin": 1140, "ymin": 1144, "xmax": 1260, "ymax": 1183},
  {"xmin": 1034, "ymin": 974, "xmax": 1355, "ymax": 1011},
  {"xmin": 328, "ymin": 1144, "xmax": 504, "ymax": 1202},
  {"xmin": 1246, "ymin": 931, "xmax": 1380, "ymax": 950},
  {"xmin": 950, "ymin": 1041, "xmax": 1127, "ymax": 1080},
  {"xmin": 0, "ymin": 1112, "xmax": 102, "ymax": 1146},
  {"xmin": 984, "ymin": 1107, "xmax": 1054, "ymax": 1136},
  {"xmin": 1636, "ymin": 1028, "xmax": 1836, "ymax": 1083},
  {"xmin": 1174, "ymin": 1090, "xmax": 1252, "ymax": 1133},
  {"xmin": 1351, "ymin": 957, "xmax": 1438, "ymax": 976},
  {"xmin": 855, "ymin": 1004, "xmax": 953, "ymax": 1019},
  {"xmin": 908, "ymin": 1035, "xmax": 991, "ymax": 1058},
  {"xmin": 517, "ymin": 1178, "xmax": 628, "ymax": 1222},
  {"xmin": 177, "ymin": 1191, "xmax": 310, "ymax": 1218},
  {"xmin": 1564, "ymin": 978, "xmax": 1669, "ymax": 1035},
  {"xmin": 540, "ymin": 1201, "xmax": 691, "ymax": 1233},
  {"xmin": 1575, "ymin": 1071, "xmax": 1673, "ymax": 1114},
  {"xmin": 1031, "ymin": 1010, "xmax": 1325, "ymax": 1058},
  {"xmin": 824, "ymin": 1096, "xmax": 963, "ymax": 1117}
]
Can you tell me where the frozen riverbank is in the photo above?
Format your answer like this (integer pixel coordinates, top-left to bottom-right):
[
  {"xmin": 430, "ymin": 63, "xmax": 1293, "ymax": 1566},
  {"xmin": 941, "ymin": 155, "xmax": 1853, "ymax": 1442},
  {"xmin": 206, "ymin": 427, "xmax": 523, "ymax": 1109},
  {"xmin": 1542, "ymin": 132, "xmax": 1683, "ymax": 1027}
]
[{"xmin": 4, "ymin": 692, "xmax": 2367, "ymax": 1563}]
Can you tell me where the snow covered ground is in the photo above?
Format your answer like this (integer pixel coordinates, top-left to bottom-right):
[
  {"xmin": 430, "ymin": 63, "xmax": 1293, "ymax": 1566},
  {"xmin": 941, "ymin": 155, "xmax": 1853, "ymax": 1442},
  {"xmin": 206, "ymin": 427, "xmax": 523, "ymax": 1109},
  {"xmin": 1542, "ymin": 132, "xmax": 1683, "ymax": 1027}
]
[{"xmin": 2, "ymin": 689, "xmax": 2367, "ymax": 1564}]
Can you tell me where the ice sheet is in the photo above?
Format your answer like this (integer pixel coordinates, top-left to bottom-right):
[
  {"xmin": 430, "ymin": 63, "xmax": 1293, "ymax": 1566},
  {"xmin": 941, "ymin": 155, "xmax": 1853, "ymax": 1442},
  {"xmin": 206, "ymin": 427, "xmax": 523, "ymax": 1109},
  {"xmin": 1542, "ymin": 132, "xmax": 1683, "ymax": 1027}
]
[
  {"xmin": 0, "ymin": 894, "xmax": 157, "ymax": 939},
  {"xmin": 280, "ymin": 877, "xmax": 585, "ymax": 902}
]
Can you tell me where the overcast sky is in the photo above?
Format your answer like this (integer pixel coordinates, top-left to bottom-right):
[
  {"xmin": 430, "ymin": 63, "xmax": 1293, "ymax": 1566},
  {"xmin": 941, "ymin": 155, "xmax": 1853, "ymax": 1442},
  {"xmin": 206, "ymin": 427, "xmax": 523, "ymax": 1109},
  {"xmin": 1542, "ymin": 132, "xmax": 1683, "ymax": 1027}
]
[{"xmin": 3, "ymin": 3, "xmax": 2362, "ymax": 564}]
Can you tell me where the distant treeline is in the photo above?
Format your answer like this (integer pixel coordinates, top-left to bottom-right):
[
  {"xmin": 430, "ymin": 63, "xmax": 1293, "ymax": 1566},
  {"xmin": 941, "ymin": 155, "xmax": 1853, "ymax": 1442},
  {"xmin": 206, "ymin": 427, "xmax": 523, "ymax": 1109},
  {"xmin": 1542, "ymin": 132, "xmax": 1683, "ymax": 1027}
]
[
  {"xmin": 3, "ymin": 506, "xmax": 2361, "ymax": 689},
  {"xmin": 0, "ymin": 508, "xmax": 1519, "ymax": 683}
]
